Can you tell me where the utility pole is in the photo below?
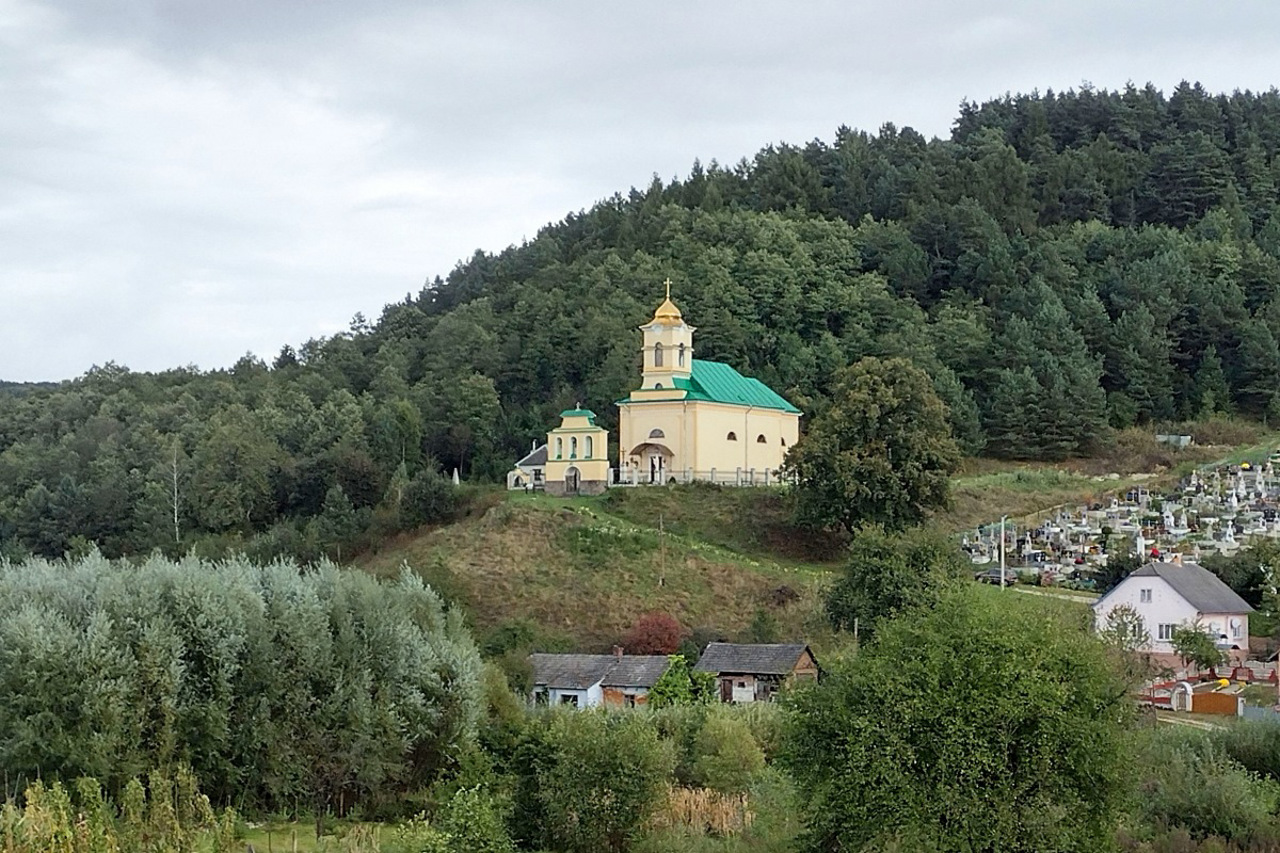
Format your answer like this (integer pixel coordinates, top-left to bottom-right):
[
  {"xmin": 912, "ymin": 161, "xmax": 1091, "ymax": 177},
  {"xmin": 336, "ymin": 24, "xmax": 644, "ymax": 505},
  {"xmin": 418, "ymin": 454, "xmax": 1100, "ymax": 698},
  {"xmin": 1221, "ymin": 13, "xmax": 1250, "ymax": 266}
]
[
  {"xmin": 1000, "ymin": 515, "xmax": 1009, "ymax": 588},
  {"xmin": 170, "ymin": 443, "xmax": 182, "ymax": 545}
]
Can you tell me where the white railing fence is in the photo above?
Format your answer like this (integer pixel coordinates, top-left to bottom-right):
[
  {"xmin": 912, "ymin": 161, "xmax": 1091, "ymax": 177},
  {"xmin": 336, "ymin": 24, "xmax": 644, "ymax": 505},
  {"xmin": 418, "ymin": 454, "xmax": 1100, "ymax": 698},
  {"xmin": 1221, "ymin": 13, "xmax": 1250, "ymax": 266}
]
[{"xmin": 610, "ymin": 467, "xmax": 794, "ymax": 487}]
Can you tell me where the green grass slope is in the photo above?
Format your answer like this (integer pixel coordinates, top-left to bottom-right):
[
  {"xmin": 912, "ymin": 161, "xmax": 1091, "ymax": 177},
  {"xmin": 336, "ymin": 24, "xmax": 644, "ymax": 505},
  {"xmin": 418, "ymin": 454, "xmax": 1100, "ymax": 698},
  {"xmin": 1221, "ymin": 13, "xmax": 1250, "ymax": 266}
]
[
  {"xmin": 358, "ymin": 488, "xmax": 834, "ymax": 652},
  {"xmin": 358, "ymin": 426, "xmax": 1279, "ymax": 652}
]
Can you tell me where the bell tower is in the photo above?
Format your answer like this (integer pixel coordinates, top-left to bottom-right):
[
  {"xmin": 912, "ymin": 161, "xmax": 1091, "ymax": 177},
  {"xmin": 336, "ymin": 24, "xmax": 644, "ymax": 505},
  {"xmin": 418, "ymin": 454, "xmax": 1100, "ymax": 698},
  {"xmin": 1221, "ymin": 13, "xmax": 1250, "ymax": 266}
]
[{"xmin": 640, "ymin": 279, "xmax": 694, "ymax": 391}]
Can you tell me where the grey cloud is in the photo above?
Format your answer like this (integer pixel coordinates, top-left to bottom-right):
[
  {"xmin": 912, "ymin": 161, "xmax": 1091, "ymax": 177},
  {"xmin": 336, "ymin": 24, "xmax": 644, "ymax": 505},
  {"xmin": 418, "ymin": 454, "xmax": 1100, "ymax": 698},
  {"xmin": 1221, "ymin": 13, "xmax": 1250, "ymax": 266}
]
[{"xmin": 3, "ymin": 0, "xmax": 1280, "ymax": 379}]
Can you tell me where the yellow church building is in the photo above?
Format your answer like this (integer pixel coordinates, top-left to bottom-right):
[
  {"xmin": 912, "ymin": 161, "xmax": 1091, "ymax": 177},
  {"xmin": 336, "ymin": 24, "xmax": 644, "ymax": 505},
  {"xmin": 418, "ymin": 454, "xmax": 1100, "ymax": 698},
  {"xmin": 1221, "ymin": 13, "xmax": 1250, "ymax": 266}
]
[{"xmin": 616, "ymin": 283, "xmax": 801, "ymax": 485}]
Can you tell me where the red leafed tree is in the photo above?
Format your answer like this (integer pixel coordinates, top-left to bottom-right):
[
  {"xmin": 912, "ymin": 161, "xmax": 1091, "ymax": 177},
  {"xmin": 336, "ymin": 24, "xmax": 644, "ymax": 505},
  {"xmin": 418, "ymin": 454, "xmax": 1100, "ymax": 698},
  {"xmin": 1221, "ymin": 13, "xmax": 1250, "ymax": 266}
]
[{"xmin": 623, "ymin": 612, "xmax": 685, "ymax": 655}]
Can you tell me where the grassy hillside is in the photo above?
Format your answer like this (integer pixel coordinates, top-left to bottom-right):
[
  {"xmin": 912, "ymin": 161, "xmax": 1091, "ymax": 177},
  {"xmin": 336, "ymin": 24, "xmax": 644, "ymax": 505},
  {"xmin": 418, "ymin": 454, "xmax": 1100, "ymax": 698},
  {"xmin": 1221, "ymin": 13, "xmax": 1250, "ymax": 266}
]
[
  {"xmin": 358, "ymin": 489, "xmax": 834, "ymax": 652},
  {"xmin": 357, "ymin": 423, "xmax": 1280, "ymax": 653}
]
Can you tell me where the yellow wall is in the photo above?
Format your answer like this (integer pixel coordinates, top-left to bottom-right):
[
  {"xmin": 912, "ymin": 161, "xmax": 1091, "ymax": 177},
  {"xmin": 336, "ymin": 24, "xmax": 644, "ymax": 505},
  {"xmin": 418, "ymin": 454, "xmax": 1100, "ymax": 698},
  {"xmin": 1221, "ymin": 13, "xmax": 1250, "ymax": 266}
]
[
  {"xmin": 639, "ymin": 321, "xmax": 694, "ymax": 390},
  {"xmin": 618, "ymin": 399, "xmax": 798, "ymax": 480},
  {"xmin": 546, "ymin": 414, "xmax": 610, "ymax": 484}
]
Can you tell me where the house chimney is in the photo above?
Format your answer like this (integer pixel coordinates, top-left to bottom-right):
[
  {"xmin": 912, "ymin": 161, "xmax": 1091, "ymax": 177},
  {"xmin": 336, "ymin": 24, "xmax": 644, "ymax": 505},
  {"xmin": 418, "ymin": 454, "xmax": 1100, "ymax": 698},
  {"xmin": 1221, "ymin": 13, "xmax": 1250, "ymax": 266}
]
[{"xmin": 612, "ymin": 645, "xmax": 623, "ymax": 660}]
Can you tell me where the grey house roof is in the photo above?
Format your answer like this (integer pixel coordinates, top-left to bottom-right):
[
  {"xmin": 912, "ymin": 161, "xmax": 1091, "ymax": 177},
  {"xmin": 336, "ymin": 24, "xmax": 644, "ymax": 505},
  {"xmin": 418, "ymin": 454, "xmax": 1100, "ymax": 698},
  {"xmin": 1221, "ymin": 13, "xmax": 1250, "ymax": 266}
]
[
  {"xmin": 516, "ymin": 443, "xmax": 548, "ymax": 468},
  {"xmin": 1128, "ymin": 562, "xmax": 1254, "ymax": 614},
  {"xmin": 694, "ymin": 643, "xmax": 812, "ymax": 676},
  {"xmin": 529, "ymin": 653, "xmax": 671, "ymax": 690}
]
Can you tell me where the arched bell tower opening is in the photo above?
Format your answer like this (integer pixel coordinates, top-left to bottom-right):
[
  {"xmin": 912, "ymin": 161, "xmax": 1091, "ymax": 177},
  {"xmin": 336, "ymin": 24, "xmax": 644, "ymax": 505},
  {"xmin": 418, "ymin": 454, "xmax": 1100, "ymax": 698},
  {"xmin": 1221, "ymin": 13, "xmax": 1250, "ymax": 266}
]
[{"xmin": 640, "ymin": 279, "xmax": 694, "ymax": 390}]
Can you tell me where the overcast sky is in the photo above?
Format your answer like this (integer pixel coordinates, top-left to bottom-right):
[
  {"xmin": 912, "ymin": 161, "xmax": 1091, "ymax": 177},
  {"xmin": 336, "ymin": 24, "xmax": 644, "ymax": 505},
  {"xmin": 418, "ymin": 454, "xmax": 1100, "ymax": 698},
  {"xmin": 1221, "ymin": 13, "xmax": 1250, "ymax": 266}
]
[{"xmin": 3, "ymin": 0, "xmax": 1279, "ymax": 381}]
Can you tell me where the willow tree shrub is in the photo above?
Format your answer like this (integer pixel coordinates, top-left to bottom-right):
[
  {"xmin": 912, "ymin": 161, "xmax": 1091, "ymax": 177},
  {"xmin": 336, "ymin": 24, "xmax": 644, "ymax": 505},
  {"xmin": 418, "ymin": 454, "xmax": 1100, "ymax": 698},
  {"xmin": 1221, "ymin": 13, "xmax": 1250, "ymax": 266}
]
[{"xmin": 0, "ymin": 552, "xmax": 482, "ymax": 813}]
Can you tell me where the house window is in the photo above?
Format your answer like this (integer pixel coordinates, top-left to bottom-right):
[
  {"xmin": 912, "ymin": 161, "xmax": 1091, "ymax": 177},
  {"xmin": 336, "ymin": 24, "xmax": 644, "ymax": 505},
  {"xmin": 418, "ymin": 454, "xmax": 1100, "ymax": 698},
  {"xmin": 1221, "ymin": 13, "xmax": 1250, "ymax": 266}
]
[
  {"xmin": 555, "ymin": 437, "xmax": 562, "ymax": 459},
  {"xmin": 654, "ymin": 342, "xmax": 664, "ymax": 366},
  {"xmin": 727, "ymin": 431, "xmax": 737, "ymax": 441},
  {"xmin": 1233, "ymin": 621, "xmax": 1244, "ymax": 639},
  {"xmin": 585, "ymin": 436, "xmax": 593, "ymax": 458},
  {"xmin": 678, "ymin": 343, "xmax": 686, "ymax": 366},
  {"xmin": 1158, "ymin": 623, "xmax": 1176, "ymax": 641},
  {"xmin": 649, "ymin": 428, "xmax": 665, "ymax": 439},
  {"xmin": 624, "ymin": 694, "xmax": 637, "ymax": 708},
  {"xmin": 756, "ymin": 434, "xmax": 767, "ymax": 444},
  {"xmin": 1140, "ymin": 588, "xmax": 1152, "ymax": 603},
  {"xmin": 570, "ymin": 437, "xmax": 578, "ymax": 458},
  {"xmin": 560, "ymin": 694, "xmax": 579, "ymax": 707}
]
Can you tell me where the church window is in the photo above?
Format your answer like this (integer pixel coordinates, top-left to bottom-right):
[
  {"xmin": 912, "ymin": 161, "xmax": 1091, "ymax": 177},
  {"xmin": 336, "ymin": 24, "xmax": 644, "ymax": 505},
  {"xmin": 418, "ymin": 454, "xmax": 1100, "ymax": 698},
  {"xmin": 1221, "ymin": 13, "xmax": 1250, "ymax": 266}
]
[
  {"xmin": 654, "ymin": 342, "xmax": 664, "ymax": 367},
  {"xmin": 756, "ymin": 434, "xmax": 767, "ymax": 444},
  {"xmin": 654, "ymin": 382, "xmax": 662, "ymax": 389},
  {"xmin": 727, "ymin": 431, "xmax": 737, "ymax": 441},
  {"xmin": 649, "ymin": 428, "xmax": 665, "ymax": 439},
  {"xmin": 570, "ymin": 437, "xmax": 578, "ymax": 458},
  {"xmin": 555, "ymin": 437, "xmax": 562, "ymax": 459},
  {"xmin": 585, "ymin": 436, "xmax": 593, "ymax": 458},
  {"xmin": 781, "ymin": 437, "xmax": 787, "ymax": 446},
  {"xmin": 678, "ymin": 343, "xmax": 686, "ymax": 366}
]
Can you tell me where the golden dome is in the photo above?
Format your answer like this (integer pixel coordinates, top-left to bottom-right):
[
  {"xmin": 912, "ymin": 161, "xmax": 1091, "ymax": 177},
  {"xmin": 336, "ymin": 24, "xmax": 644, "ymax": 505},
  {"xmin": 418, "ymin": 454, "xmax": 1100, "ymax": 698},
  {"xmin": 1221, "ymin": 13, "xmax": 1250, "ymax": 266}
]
[{"xmin": 650, "ymin": 278, "xmax": 683, "ymax": 325}]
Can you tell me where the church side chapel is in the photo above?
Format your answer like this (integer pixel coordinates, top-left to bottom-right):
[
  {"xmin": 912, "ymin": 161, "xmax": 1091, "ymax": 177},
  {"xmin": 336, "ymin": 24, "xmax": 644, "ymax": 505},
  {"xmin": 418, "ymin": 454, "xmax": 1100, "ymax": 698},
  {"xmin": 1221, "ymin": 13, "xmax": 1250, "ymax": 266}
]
[{"xmin": 508, "ymin": 281, "xmax": 801, "ymax": 493}]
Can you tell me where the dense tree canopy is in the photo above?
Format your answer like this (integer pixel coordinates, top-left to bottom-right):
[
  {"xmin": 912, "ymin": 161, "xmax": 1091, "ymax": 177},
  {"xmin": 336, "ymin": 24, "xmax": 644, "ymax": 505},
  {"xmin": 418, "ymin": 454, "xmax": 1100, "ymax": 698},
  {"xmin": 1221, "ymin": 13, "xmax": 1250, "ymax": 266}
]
[
  {"xmin": 4, "ymin": 83, "xmax": 1280, "ymax": 559},
  {"xmin": 0, "ymin": 553, "xmax": 482, "ymax": 813},
  {"xmin": 785, "ymin": 587, "xmax": 1134, "ymax": 852}
]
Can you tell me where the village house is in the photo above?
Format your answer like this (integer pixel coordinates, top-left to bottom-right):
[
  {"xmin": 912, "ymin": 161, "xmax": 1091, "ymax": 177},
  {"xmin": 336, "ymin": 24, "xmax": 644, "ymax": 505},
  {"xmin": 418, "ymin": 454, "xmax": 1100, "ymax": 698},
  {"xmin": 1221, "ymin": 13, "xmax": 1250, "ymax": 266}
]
[
  {"xmin": 694, "ymin": 642, "xmax": 820, "ymax": 703},
  {"xmin": 505, "ymin": 442, "xmax": 547, "ymax": 490},
  {"xmin": 529, "ymin": 651, "xmax": 671, "ymax": 708},
  {"xmin": 1092, "ymin": 558, "xmax": 1253, "ymax": 660}
]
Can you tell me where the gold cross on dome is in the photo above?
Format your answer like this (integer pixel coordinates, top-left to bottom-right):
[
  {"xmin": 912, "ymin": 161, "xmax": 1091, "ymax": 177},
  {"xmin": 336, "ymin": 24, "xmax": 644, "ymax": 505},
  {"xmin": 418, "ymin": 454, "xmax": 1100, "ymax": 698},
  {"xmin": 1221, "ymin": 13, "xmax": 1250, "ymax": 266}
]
[{"xmin": 664, "ymin": 278, "xmax": 672, "ymax": 299}]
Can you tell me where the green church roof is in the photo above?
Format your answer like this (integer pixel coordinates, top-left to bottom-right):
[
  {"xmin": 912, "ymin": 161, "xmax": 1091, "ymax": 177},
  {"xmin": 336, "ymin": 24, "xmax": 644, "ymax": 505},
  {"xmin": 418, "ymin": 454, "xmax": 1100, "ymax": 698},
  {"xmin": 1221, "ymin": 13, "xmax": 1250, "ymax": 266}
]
[
  {"xmin": 560, "ymin": 408, "xmax": 598, "ymax": 422},
  {"xmin": 620, "ymin": 360, "xmax": 800, "ymax": 414}
]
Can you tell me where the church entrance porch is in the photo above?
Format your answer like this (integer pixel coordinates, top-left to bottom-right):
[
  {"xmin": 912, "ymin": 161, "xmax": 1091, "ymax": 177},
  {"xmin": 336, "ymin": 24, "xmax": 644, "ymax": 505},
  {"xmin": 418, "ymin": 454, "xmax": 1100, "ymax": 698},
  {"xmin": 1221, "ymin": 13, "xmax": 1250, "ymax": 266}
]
[{"xmin": 627, "ymin": 442, "xmax": 674, "ymax": 485}]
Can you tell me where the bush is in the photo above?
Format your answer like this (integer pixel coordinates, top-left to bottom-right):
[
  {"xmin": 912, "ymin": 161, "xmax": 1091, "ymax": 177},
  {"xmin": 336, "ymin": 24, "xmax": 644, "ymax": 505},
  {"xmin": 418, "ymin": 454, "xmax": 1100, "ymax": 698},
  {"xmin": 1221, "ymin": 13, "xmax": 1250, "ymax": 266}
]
[
  {"xmin": 529, "ymin": 710, "xmax": 676, "ymax": 853},
  {"xmin": 1134, "ymin": 729, "xmax": 1280, "ymax": 843},
  {"xmin": 403, "ymin": 469, "xmax": 460, "ymax": 527},
  {"xmin": 624, "ymin": 612, "xmax": 686, "ymax": 655},
  {"xmin": 1214, "ymin": 722, "xmax": 1280, "ymax": 783},
  {"xmin": 692, "ymin": 711, "xmax": 766, "ymax": 794}
]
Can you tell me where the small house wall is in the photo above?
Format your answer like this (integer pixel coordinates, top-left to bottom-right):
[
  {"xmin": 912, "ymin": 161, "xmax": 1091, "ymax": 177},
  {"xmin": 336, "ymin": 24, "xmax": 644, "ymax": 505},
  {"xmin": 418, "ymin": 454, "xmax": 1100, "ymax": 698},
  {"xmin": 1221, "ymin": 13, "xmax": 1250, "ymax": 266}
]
[
  {"xmin": 601, "ymin": 686, "xmax": 651, "ymax": 708},
  {"xmin": 1094, "ymin": 575, "xmax": 1200, "ymax": 654},
  {"xmin": 1202, "ymin": 611, "xmax": 1250, "ymax": 652},
  {"xmin": 543, "ymin": 684, "xmax": 603, "ymax": 708}
]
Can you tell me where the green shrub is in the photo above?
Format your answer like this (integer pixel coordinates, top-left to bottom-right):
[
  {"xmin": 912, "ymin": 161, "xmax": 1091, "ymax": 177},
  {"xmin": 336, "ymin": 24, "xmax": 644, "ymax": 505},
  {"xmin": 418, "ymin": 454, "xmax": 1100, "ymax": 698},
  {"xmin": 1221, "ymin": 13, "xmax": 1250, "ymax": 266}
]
[
  {"xmin": 1135, "ymin": 729, "xmax": 1280, "ymax": 843},
  {"xmin": 402, "ymin": 469, "xmax": 460, "ymax": 527},
  {"xmin": 1213, "ymin": 721, "xmax": 1280, "ymax": 783},
  {"xmin": 529, "ymin": 710, "xmax": 676, "ymax": 853},
  {"xmin": 692, "ymin": 711, "xmax": 765, "ymax": 794}
]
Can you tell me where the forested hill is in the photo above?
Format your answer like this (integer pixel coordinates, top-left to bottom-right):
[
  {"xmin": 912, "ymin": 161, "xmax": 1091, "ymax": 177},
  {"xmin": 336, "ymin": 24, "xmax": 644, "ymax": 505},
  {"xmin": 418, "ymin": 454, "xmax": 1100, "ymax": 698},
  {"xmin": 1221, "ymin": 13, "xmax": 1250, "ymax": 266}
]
[{"xmin": 3, "ymin": 81, "xmax": 1280, "ymax": 560}]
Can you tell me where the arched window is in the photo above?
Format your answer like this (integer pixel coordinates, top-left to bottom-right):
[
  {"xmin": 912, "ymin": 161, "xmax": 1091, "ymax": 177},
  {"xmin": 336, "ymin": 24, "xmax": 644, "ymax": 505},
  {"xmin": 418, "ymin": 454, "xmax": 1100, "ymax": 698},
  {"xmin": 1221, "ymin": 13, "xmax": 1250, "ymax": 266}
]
[
  {"xmin": 648, "ymin": 428, "xmax": 665, "ymax": 439},
  {"xmin": 780, "ymin": 437, "xmax": 787, "ymax": 446},
  {"xmin": 585, "ymin": 436, "xmax": 593, "ymax": 458},
  {"xmin": 756, "ymin": 434, "xmax": 767, "ymax": 444},
  {"xmin": 654, "ymin": 342, "xmax": 664, "ymax": 367},
  {"xmin": 655, "ymin": 382, "xmax": 663, "ymax": 389},
  {"xmin": 570, "ymin": 437, "xmax": 578, "ymax": 458},
  {"xmin": 555, "ymin": 437, "xmax": 563, "ymax": 459},
  {"xmin": 726, "ymin": 431, "xmax": 738, "ymax": 441},
  {"xmin": 678, "ymin": 343, "xmax": 686, "ymax": 366}
]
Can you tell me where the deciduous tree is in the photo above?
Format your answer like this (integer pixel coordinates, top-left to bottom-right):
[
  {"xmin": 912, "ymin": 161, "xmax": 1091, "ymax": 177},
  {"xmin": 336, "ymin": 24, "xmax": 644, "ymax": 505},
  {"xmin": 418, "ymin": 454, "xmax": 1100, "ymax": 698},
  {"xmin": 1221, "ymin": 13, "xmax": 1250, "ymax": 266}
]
[{"xmin": 786, "ymin": 356, "xmax": 960, "ymax": 533}]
